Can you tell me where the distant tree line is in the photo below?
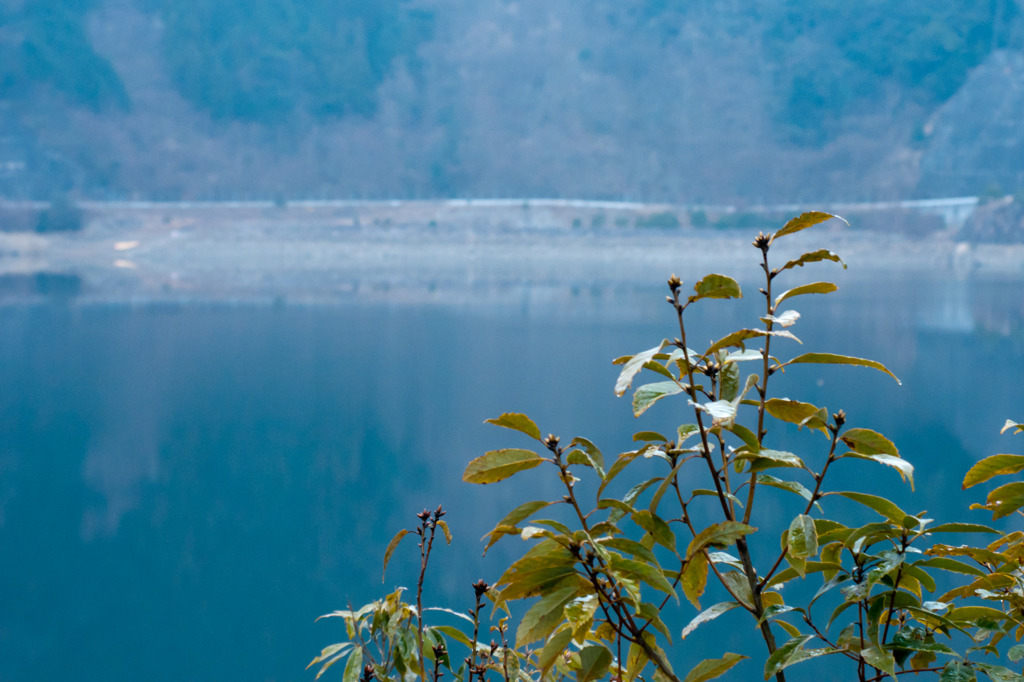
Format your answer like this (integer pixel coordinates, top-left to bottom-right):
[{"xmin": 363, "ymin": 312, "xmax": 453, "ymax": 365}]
[
  {"xmin": 149, "ymin": 0, "xmax": 433, "ymax": 122},
  {"xmin": 0, "ymin": 0, "xmax": 129, "ymax": 111}
]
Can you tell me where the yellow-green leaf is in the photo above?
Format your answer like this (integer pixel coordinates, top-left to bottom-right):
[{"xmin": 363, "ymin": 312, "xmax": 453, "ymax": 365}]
[
  {"xmin": 576, "ymin": 645, "xmax": 613, "ymax": 682},
  {"xmin": 774, "ymin": 282, "xmax": 838, "ymax": 308},
  {"xmin": 687, "ymin": 522, "xmax": 756, "ymax": 559},
  {"xmin": 985, "ymin": 481, "xmax": 1024, "ymax": 520},
  {"xmin": 841, "ymin": 428, "xmax": 899, "ymax": 456},
  {"xmin": 772, "ymin": 211, "xmax": 844, "ymax": 241},
  {"xmin": 516, "ymin": 584, "xmax": 586, "ymax": 646},
  {"xmin": 633, "ymin": 381, "xmax": 685, "ymax": 417},
  {"xmin": 832, "ymin": 491, "xmax": 908, "ymax": 524},
  {"xmin": 482, "ymin": 500, "xmax": 552, "ymax": 554},
  {"xmin": 788, "ymin": 514, "xmax": 818, "ymax": 559},
  {"xmin": 785, "ymin": 352, "xmax": 901, "ymax": 385},
  {"xmin": 962, "ymin": 454, "xmax": 1024, "ymax": 489},
  {"xmin": 463, "ymin": 448, "xmax": 543, "ymax": 484},
  {"xmin": 682, "ymin": 653, "xmax": 748, "ymax": 682},
  {"xmin": 436, "ymin": 519, "xmax": 452, "ymax": 544},
  {"xmin": 485, "ymin": 412, "xmax": 543, "ymax": 441},
  {"xmin": 681, "ymin": 553, "xmax": 709, "ymax": 609},
  {"xmin": 382, "ymin": 529, "xmax": 409, "ymax": 581},
  {"xmin": 689, "ymin": 274, "xmax": 742, "ymax": 302},
  {"xmin": 779, "ymin": 248, "xmax": 847, "ymax": 272}
]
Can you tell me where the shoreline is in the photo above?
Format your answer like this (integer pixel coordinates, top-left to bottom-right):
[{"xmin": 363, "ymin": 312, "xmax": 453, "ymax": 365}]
[{"xmin": 0, "ymin": 203, "xmax": 1021, "ymax": 306}]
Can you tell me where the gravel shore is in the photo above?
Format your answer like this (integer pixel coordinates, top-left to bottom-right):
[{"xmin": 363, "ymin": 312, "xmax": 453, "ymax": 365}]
[{"xmin": 1, "ymin": 203, "xmax": 1022, "ymax": 306}]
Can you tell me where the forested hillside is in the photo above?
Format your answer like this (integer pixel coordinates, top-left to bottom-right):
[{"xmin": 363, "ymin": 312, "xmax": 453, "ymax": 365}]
[{"xmin": 0, "ymin": 0, "xmax": 1022, "ymax": 202}]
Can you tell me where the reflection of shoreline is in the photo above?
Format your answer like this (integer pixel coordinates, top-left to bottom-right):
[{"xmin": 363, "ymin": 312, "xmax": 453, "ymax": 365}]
[{"xmin": 0, "ymin": 205, "xmax": 1022, "ymax": 305}]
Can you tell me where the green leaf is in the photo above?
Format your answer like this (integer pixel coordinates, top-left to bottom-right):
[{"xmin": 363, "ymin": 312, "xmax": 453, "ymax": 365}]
[
  {"xmin": 727, "ymin": 423, "xmax": 760, "ymax": 451},
  {"xmin": 946, "ymin": 605, "xmax": 1008, "ymax": 624},
  {"xmin": 925, "ymin": 523, "xmax": 999, "ymax": 535},
  {"xmin": 973, "ymin": 663, "xmax": 1024, "ymax": 682},
  {"xmin": 763, "ymin": 635, "xmax": 815, "ymax": 679},
  {"xmin": 537, "ymin": 626, "xmax": 574, "ymax": 677},
  {"xmin": 773, "ymin": 211, "xmax": 843, "ymax": 240},
  {"xmin": 861, "ymin": 645, "xmax": 896, "ymax": 680},
  {"xmin": 599, "ymin": 537, "xmax": 659, "ymax": 565},
  {"xmin": 681, "ymin": 553, "xmax": 708, "ymax": 609},
  {"xmin": 687, "ymin": 521, "xmax": 756, "ymax": 558},
  {"xmin": 724, "ymin": 349, "xmax": 764, "ymax": 364},
  {"xmin": 887, "ymin": 638, "xmax": 959, "ymax": 659},
  {"xmin": 632, "ymin": 510, "xmax": 677, "ymax": 552},
  {"xmin": 615, "ymin": 343, "xmax": 669, "ymax": 397},
  {"xmin": 576, "ymin": 645, "xmax": 613, "ymax": 682},
  {"xmin": 779, "ymin": 248, "xmax": 847, "ymax": 272},
  {"xmin": 832, "ymin": 491, "xmax": 908, "ymax": 524},
  {"xmin": 719, "ymin": 359, "xmax": 741, "ymax": 402},
  {"xmin": 341, "ymin": 646, "xmax": 363, "ymax": 682},
  {"xmin": 482, "ymin": 501, "xmax": 552, "ymax": 554},
  {"xmin": 785, "ymin": 352, "xmax": 901, "ymax": 385},
  {"xmin": 940, "ymin": 661, "xmax": 977, "ymax": 682},
  {"xmin": 598, "ymin": 449, "xmax": 646, "ymax": 497},
  {"xmin": 985, "ymin": 481, "xmax": 1024, "ymax": 520},
  {"xmin": 516, "ymin": 584, "xmax": 586, "ymax": 646},
  {"xmin": 567, "ymin": 437, "xmax": 606, "ymax": 479},
  {"xmin": 736, "ymin": 449, "xmax": 805, "ymax": 472},
  {"xmin": 788, "ymin": 514, "xmax": 818, "ymax": 559},
  {"xmin": 962, "ymin": 454, "xmax": 1024, "ymax": 489},
  {"xmin": 382, "ymin": 529, "xmax": 409, "ymax": 581},
  {"xmin": 689, "ymin": 274, "xmax": 743, "ymax": 302},
  {"xmin": 681, "ymin": 602, "xmax": 742, "ymax": 639},
  {"xmin": 841, "ymin": 428, "xmax": 899, "ymax": 456},
  {"xmin": 763, "ymin": 398, "xmax": 830, "ymax": 434},
  {"xmin": 756, "ymin": 474, "xmax": 818, "ymax": 507},
  {"xmin": 565, "ymin": 595, "xmax": 600, "ymax": 644},
  {"xmin": 431, "ymin": 624, "xmax": 474, "ymax": 651},
  {"xmin": 463, "ymin": 448, "xmax": 543, "ymax": 484},
  {"xmin": 1008, "ymin": 644, "xmax": 1024, "ymax": 662},
  {"xmin": 682, "ymin": 653, "xmax": 748, "ymax": 682},
  {"xmin": 704, "ymin": 329, "xmax": 764, "ymax": 357},
  {"xmin": 308, "ymin": 643, "xmax": 354, "ymax": 679},
  {"xmin": 774, "ymin": 281, "xmax": 838, "ymax": 308},
  {"xmin": 633, "ymin": 381, "xmax": 685, "ymax": 417},
  {"xmin": 485, "ymin": 412, "xmax": 543, "ymax": 441},
  {"xmin": 635, "ymin": 430, "xmax": 669, "ymax": 442},
  {"xmin": 843, "ymin": 453, "xmax": 915, "ymax": 489},
  {"xmin": 609, "ymin": 554, "xmax": 676, "ymax": 596}
]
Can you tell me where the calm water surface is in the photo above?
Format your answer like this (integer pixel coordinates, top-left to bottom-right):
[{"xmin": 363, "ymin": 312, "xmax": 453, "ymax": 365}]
[{"xmin": 0, "ymin": 271, "xmax": 1022, "ymax": 681}]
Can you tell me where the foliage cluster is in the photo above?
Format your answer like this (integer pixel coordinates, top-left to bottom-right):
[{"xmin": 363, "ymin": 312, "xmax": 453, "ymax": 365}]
[
  {"xmin": 0, "ymin": 0, "xmax": 129, "ymax": 111},
  {"xmin": 632, "ymin": 0, "xmax": 1021, "ymax": 145},
  {"xmin": 150, "ymin": 0, "xmax": 432, "ymax": 122},
  {"xmin": 762, "ymin": 0, "xmax": 1019, "ymax": 144},
  {"xmin": 312, "ymin": 215, "xmax": 1024, "ymax": 682}
]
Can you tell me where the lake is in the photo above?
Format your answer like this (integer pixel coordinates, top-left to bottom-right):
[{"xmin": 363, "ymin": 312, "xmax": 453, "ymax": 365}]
[{"xmin": 0, "ymin": 261, "xmax": 1022, "ymax": 680}]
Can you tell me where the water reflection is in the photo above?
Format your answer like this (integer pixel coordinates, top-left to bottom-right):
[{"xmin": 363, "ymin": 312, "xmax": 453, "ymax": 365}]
[{"xmin": 0, "ymin": 273, "xmax": 1021, "ymax": 681}]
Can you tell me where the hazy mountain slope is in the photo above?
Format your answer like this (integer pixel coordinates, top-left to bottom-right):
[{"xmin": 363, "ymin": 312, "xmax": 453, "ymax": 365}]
[{"xmin": 0, "ymin": 0, "xmax": 1021, "ymax": 203}]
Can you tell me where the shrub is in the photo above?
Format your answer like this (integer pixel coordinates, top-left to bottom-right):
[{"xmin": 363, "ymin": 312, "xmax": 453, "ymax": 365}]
[
  {"xmin": 635, "ymin": 212, "xmax": 681, "ymax": 229},
  {"xmin": 312, "ymin": 214, "xmax": 1024, "ymax": 682},
  {"xmin": 35, "ymin": 197, "xmax": 84, "ymax": 233}
]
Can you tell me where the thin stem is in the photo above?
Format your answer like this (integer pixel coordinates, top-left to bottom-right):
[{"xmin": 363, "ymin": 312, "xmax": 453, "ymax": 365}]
[
  {"xmin": 548, "ymin": 438, "xmax": 682, "ymax": 682},
  {"xmin": 670, "ymin": 281, "xmax": 782, "ymax": 680},
  {"xmin": 414, "ymin": 507, "xmax": 444, "ymax": 680},
  {"xmin": 759, "ymin": 424, "xmax": 843, "ymax": 589}
]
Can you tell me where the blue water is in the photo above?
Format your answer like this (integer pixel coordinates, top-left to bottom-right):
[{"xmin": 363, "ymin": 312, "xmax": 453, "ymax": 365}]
[{"xmin": 0, "ymin": 272, "xmax": 1021, "ymax": 681}]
